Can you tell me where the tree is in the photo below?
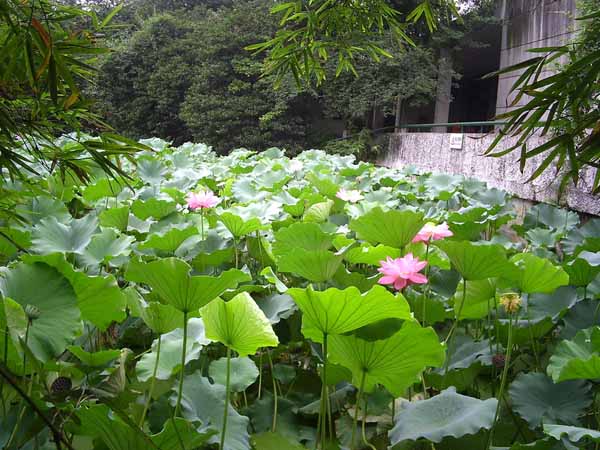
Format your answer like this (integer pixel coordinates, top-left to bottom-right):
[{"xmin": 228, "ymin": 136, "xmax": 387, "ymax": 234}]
[
  {"xmin": 96, "ymin": 14, "xmax": 196, "ymax": 141},
  {"xmin": 96, "ymin": 1, "xmax": 314, "ymax": 153},
  {"xmin": 247, "ymin": 0, "xmax": 460, "ymax": 86},
  {"xmin": 0, "ymin": 0, "xmax": 147, "ymax": 222},
  {"xmin": 319, "ymin": 42, "xmax": 437, "ymax": 130}
]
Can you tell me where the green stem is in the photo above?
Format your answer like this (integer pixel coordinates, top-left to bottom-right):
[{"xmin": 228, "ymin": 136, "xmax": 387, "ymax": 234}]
[
  {"xmin": 350, "ymin": 370, "xmax": 366, "ymax": 450},
  {"xmin": 320, "ymin": 333, "xmax": 330, "ymax": 446},
  {"xmin": 7, "ymin": 320, "xmax": 31, "ymax": 448},
  {"xmin": 220, "ymin": 347, "xmax": 232, "ymax": 450},
  {"xmin": 487, "ymin": 312, "xmax": 515, "ymax": 450},
  {"xmin": 200, "ymin": 210, "xmax": 205, "ymax": 240},
  {"xmin": 422, "ymin": 240, "xmax": 431, "ymax": 325},
  {"xmin": 174, "ymin": 311, "xmax": 188, "ymax": 417},
  {"xmin": 139, "ymin": 334, "xmax": 161, "ymax": 428},
  {"xmin": 257, "ymin": 353, "xmax": 263, "ymax": 400},
  {"xmin": 361, "ymin": 396, "xmax": 376, "ymax": 450},
  {"xmin": 234, "ymin": 238, "xmax": 239, "ymax": 269},
  {"xmin": 266, "ymin": 350, "xmax": 278, "ymax": 433},
  {"xmin": 443, "ymin": 279, "xmax": 467, "ymax": 380}
]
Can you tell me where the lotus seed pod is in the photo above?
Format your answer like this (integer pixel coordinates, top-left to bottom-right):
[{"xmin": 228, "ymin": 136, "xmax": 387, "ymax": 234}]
[{"xmin": 50, "ymin": 376, "xmax": 72, "ymax": 394}]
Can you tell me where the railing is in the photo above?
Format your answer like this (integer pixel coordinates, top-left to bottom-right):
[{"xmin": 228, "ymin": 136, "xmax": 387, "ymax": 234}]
[
  {"xmin": 394, "ymin": 120, "xmax": 507, "ymax": 133},
  {"xmin": 331, "ymin": 121, "xmax": 508, "ymax": 142}
]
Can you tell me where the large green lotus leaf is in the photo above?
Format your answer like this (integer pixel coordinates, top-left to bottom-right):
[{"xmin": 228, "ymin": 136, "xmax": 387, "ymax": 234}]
[
  {"xmin": 68, "ymin": 345, "xmax": 121, "ymax": 367},
  {"xmin": 137, "ymin": 156, "xmax": 168, "ymax": 184},
  {"xmin": 138, "ymin": 300, "xmax": 183, "ymax": 334},
  {"xmin": 437, "ymin": 335, "xmax": 492, "ymax": 372},
  {"xmin": 543, "ymin": 424, "xmax": 600, "ymax": 443},
  {"xmin": 509, "ymin": 372, "xmax": 591, "ymax": 428},
  {"xmin": 137, "ymin": 318, "xmax": 210, "ymax": 381},
  {"xmin": 303, "ymin": 200, "xmax": 334, "ymax": 223},
  {"xmin": 510, "ymin": 253, "xmax": 569, "ymax": 294},
  {"xmin": 131, "ymin": 198, "xmax": 176, "ymax": 220},
  {"xmin": 256, "ymin": 293, "xmax": 296, "ymax": 325},
  {"xmin": 75, "ymin": 403, "xmax": 214, "ymax": 450},
  {"xmin": 0, "ymin": 297, "xmax": 27, "ymax": 373},
  {"xmin": 98, "ymin": 206, "xmax": 129, "ymax": 231},
  {"xmin": 125, "ymin": 258, "xmax": 250, "ymax": 313},
  {"xmin": 388, "ymin": 387, "xmax": 497, "ymax": 444},
  {"xmin": 32, "ymin": 214, "xmax": 98, "ymax": 254},
  {"xmin": 24, "ymin": 253, "xmax": 126, "ymax": 330},
  {"xmin": 276, "ymin": 249, "xmax": 343, "ymax": 283},
  {"xmin": 288, "ymin": 285, "xmax": 412, "ymax": 343},
  {"xmin": 561, "ymin": 299, "xmax": 600, "ymax": 339},
  {"xmin": 0, "ymin": 262, "xmax": 80, "ymax": 362},
  {"xmin": 329, "ymin": 321, "xmax": 445, "ymax": 396},
  {"xmin": 564, "ymin": 257, "xmax": 600, "ymax": 287},
  {"xmin": 246, "ymin": 392, "xmax": 314, "ymax": 444},
  {"xmin": 332, "ymin": 266, "xmax": 378, "ymax": 292},
  {"xmin": 435, "ymin": 240, "xmax": 513, "ymax": 281},
  {"xmin": 525, "ymin": 228, "xmax": 560, "ymax": 247},
  {"xmin": 200, "ymin": 292, "xmax": 278, "ymax": 356},
  {"xmin": 547, "ymin": 327, "xmax": 600, "ymax": 382},
  {"xmin": 453, "ymin": 278, "xmax": 497, "ymax": 319},
  {"xmin": 19, "ymin": 196, "xmax": 70, "ymax": 225},
  {"xmin": 579, "ymin": 251, "xmax": 600, "ymax": 267},
  {"xmin": 526, "ymin": 286, "xmax": 578, "ymax": 323},
  {"xmin": 272, "ymin": 222, "xmax": 333, "ymax": 256},
  {"xmin": 79, "ymin": 228, "xmax": 134, "ymax": 267},
  {"xmin": 209, "ymin": 356, "xmax": 259, "ymax": 392},
  {"xmin": 349, "ymin": 207, "xmax": 424, "ymax": 248},
  {"xmin": 344, "ymin": 243, "xmax": 401, "ymax": 266},
  {"xmin": 491, "ymin": 439, "xmax": 565, "ymax": 450},
  {"xmin": 82, "ymin": 178, "xmax": 124, "ymax": 203},
  {"xmin": 219, "ymin": 212, "xmax": 264, "ymax": 238},
  {"xmin": 251, "ymin": 432, "xmax": 305, "ymax": 450},
  {"xmin": 172, "ymin": 372, "xmax": 251, "ymax": 450},
  {"xmin": 139, "ymin": 225, "xmax": 198, "ymax": 253},
  {"xmin": 524, "ymin": 204, "xmax": 579, "ymax": 231}
]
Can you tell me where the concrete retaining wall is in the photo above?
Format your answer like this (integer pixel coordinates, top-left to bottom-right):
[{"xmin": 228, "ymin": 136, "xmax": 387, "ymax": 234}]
[{"xmin": 380, "ymin": 132, "xmax": 600, "ymax": 215}]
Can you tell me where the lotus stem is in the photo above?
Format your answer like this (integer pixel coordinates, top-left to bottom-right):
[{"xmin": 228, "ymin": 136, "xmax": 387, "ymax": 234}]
[
  {"xmin": 266, "ymin": 349, "xmax": 278, "ymax": 432},
  {"xmin": 422, "ymin": 240, "xmax": 431, "ymax": 325},
  {"xmin": 233, "ymin": 238, "xmax": 239, "ymax": 269},
  {"xmin": 220, "ymin": 346, "xmax": 232, "ymax": 450},
  {"xmin": 7, "ymin": 319, "xmax": 32, "ymax": 448},
  {"xmin": 139, "ymin": 334, "xmax": 161, "ymax": 427},
  {"xmin": 257, "ymin": 352, "xmax": 263, "ymax": 400},
  {"xmin": 174, "ymin": 311, "xmax": 188, "ymax": 417},
  {"xmin": 351, "ymin": 370, "xmax": 367, "ymax": 450},
  {"xmin": 200, "ymin": 210, "xmax": 205, "ymax": 240},
  {"xmin": 361, "ymin": 396, "xmax": 376, "ymax": 450},
  {"xmin": 487, "ymin": 311, "xmax": 515, "ymax": 450}
]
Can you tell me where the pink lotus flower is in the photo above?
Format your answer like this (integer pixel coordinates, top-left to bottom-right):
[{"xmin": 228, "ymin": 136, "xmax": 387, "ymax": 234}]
[
  {"xmin": 377, "ymin": 254, "xmax": 428, "ymax": 290},
  {"xmin": 412, "ymin": 222, "xmax": 453, "ymax": 243},
  {"xmin": 186, "ymin": 190, "xmax": 220, "ymax": 210},
  {"xmin": 336, "ymin": 188, "xmax": 363, "ymax": 203}
]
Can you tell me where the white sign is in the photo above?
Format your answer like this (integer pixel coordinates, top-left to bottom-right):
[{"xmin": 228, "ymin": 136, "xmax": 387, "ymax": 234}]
[{"xmin": 450, "ymin": 133, "xmax": 464, "ymax": 150}]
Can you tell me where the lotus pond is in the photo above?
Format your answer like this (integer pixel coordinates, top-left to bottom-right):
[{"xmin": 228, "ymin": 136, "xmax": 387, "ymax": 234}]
[{"xmin": 1, "ymin": 138, "xmax": 600, "ymax": 450}]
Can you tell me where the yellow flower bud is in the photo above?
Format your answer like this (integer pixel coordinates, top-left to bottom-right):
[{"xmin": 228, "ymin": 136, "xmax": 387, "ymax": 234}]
[{"xmin": 500, "ymin": 293, "xmax": 521, "ymax": 314}]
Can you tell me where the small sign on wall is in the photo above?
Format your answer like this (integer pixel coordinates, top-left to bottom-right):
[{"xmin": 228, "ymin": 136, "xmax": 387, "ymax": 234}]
[{"xmin": 450, "ymin": 133, "xmax": 464, "ymax": 150}]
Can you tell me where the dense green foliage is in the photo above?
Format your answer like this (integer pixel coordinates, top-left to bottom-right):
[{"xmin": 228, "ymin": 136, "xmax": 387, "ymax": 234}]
[
  {"xmin": 1, "ymin": 136, "xmax": 600, "ymax": 449},
  {"xmin": 0, "ymin": 0, "xmax": 148, "ymax": 222},
  {"xmin": 94, "ymin": 0, "xmax": 496, "ymax": 153}
]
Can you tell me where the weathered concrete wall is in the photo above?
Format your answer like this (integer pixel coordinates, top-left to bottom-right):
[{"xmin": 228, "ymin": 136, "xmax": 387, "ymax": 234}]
[
  {"xmin": 496, "ymin": 0, "xmax": 578, "ymax": 116},
  {"xmin": 380, "ymin": 132, "xmax": 600, "ymax": 215}
]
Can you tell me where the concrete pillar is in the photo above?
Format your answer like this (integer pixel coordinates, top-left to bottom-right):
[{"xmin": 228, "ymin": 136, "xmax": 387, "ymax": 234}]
[
  {"xmin": 433, "ymin": 48, "xmax": 453, "ymax": 132},
  {"xmin": 495, "ymin": 0, "xmax": 578, "ymax": 117}
]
